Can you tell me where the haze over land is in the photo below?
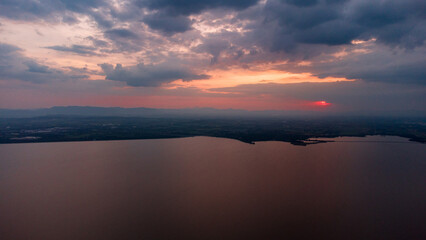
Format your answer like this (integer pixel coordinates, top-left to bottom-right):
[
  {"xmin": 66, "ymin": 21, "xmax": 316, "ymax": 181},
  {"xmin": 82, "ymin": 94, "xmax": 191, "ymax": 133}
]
[{"xmin": 0, "ymin": 0, "xmax": 425, "ymax": 114}]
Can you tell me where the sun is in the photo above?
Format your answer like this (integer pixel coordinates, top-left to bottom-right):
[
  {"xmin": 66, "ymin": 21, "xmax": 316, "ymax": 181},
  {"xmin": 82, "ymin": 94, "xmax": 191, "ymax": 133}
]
[{"xmin": 315, "ymin": 101, "xmax": 331, "ymax": 106}]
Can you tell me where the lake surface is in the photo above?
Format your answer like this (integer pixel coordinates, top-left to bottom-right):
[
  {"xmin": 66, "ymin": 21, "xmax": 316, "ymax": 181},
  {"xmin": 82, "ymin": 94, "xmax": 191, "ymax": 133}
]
[{"xmin": 0, "ymin": 136, "xmax": 425, "ymax": 240}]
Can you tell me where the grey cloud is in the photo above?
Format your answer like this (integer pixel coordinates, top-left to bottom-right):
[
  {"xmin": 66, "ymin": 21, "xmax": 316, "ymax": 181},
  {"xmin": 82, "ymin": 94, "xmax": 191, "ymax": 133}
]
[
  {"xmin": 355, "ymin": 64, "xmax": 425, "ymax": 84},
  {"xmin": 195, "ymin": 37, "xmax": 231, "ymax": 64},
  {"xmin": 90, "ymin": 10, "xmax": 114, "ymax": 28},
  {"xmin": 257, "ymin": 43, "xmax": 426, "ymax": 86},
  {"xmin": 301, "ymin": 46, "xmax": 426, "ymax": 85},
  {"xmin": 293, "ymin": 20, "xmax": 363, "ymax": 45},
  {"xmin": 233, "ymin": 0, "xmax": 425, "ymax": 60},
  {"xmin": 283, "ymin": 0, "xmax": 319, "ymax": 7},
  {"xmin": 137, "ymin": 0, "xmax": 259, "ymax": 34},
  {"xmin": 272, "ymin": 3, "xmax": 339, "ymax": 30},
  {"xmin": 0, "ymin": 0, "xmax": 54, "ymax": 21},
  {"xmin": 0, "ymin": 42, "xmax": 87, "ymax": 83},
  {"xmin": 1, "ymin": 0, "xmax": 423, "ymax": 49},
  {"xmin": 139, "ymin": 0, "xmax": 259, "ymax": 16},
  {"xmin": 105, "ymin": 28, "xmax": 139, "ymax": 39},
  {"xmin": 58, "ymin": 0, "xmax": 106, "ymax": 13},
  {"xmin": 103, "ymin": 28, "xmax": 144, "ymax": 52},
  {"xmin": 0, "ymin": 0, "xmax": 111, "ymax": 27},
  {"xmin": 143, "ymin": 12, "xmax": 193, "ymax": 34},
  {"xmin": 99, "ymin": 62, "xmax": 210, "ymax": 87},
  {"xmin": 346, "ymin": 0, "xmax": 425, "ymax": 48},
  {"xmin": 86, "ymin": 36, "xmax": 110, "ymax": 48},
  {"xmin": 46, "ymin": 45, "xmax": 99, "ymax": 56},
  {"xmin": 60, "ymin": 14, "xmax": 80, "ymax": 24},
  {"xmin": 66, "ymin": 66, "xmax": 103, "ymax": 77},
  {"xmin": 0, "ymin": 42, "xmax": 21, "ymax": 54},
  {"xmin": 25, "ymin": 61, "xmax": 51, "ymax": 73}
]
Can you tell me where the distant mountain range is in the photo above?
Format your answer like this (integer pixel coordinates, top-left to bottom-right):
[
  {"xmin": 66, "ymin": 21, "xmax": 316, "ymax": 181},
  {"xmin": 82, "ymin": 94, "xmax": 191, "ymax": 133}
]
[
  {"xmin": 0, "ymin": 106, "xmax": 425, "ymax": 118},
  {"xmin": 0, "ymin": 106, "xmax": 308, "ymax": 118}
]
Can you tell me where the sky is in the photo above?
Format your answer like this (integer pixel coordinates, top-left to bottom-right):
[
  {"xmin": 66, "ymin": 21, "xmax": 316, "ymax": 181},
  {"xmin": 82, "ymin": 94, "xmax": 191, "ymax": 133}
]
[{"xmin": 0, "ymin": 0, "xmax": 425, "ymax": 114}]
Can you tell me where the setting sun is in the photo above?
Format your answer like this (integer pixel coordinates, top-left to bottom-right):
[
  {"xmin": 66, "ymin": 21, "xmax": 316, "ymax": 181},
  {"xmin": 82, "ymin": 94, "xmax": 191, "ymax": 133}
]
[{"xmin": 315, "ymin": 101, "xmax": 331, "ymax": 106}]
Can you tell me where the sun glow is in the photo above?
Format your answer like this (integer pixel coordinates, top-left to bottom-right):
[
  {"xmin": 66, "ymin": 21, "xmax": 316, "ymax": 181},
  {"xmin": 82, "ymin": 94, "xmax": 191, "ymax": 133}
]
[
  {"xmin": 314, "ymin": 101, "xmax": 331, "ymax": 106},
  {"xmin": 170, "ymin": 67, "xmax": 351, "ymax": 90}
]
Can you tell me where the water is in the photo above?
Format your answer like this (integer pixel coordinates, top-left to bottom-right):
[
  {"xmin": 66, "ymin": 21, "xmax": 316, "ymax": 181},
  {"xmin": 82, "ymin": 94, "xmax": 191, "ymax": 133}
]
[{"xmin": 0, "ymin": 136, "xmax": 425, "ymax": 240}]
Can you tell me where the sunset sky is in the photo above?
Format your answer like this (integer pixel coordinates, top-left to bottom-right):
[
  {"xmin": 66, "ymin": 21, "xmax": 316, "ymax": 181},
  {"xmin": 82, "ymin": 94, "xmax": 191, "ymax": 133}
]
[{"xmin": 0, "ymin": 0, "xmax": 425, "ymax": 114}]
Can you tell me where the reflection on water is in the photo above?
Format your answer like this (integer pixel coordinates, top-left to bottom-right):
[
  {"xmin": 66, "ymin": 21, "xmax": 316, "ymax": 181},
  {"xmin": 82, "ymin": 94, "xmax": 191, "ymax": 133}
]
[{"xmin": 0, "ymin": 136, "xmax": 425, "ymax": 240}]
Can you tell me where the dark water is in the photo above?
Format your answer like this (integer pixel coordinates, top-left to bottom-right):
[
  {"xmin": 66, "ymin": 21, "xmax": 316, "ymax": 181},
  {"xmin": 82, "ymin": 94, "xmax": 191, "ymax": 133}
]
[{"xmin": 0, "ymin": 136, "xmax": 425, "ymax": 240}]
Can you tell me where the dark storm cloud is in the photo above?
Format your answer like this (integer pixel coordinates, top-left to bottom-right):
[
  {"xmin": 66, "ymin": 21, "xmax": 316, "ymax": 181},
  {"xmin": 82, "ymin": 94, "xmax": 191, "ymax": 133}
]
[
  {"xmin": 139, "ymin": 0, "xmax": 259, "ymax": 15},
  {"xmin": 347, "ymin": 0, "xmax": 425, "ymax": 48},
  {"xmin": 1, "ymin": 0, "xmax": 422, "ymax": 49},
  {"xmin": 283, "ymin": 0, "xmax": 319, "ymax": 7},
  {"xmin": 99, "ymin": 62, "xmax": 210, "ymax": 87},
  {"xmin": 143, "ymin": 12, "xmax": 193, "ymax": 34},
  {"xmin": 58, "ymin": 0, "xmax": 106, "ymax": 12},
  {"xmin": 137, "ymin": 0, "xmax": 259, "ymax": 34},
  {"xmin": 46, "ymin": 45, "xmax": 99, "ymax": 56},
  {"xmin": 293, "ymin": 20, "xmax": 363, "ymax": 45},
  {"xmin": 0, "ymin": 42, "xmax": 87, "ymax": 83},
  {"xmin": 252, "ymin": 0, "xmax": 426, "ymax": 53}
]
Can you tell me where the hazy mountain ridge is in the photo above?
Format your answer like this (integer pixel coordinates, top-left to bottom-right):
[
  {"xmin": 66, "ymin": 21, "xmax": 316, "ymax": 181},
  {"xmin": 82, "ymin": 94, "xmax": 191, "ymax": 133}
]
[
  {"xmin": 1, "ymin": 106, "xmax": 425, "ymax": 118},
  {"xmin": 0, "ymin": 106, "xmax": 317, "ymax": 118}
]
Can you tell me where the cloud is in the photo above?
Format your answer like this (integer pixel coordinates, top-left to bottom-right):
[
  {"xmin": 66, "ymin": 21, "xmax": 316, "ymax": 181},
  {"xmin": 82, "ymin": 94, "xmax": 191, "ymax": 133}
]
[
  {"xmin": 251, "ymin": 0, "xmax": 425, "ymax": 53},
  {"xmin": 316, "ymin": 59, "xmax": 426, "ymax": 85},
  {"xmin": 45, "ymin": 44, "xmax": 100, "ymax": 56},
  {"xmin": 138, "ymin": 0, "xmax": 259, "ymax": 34},
  {"xmin": 103, "ymin": 28, "xmax": 144, "ymax": 52},
  {"xmin": 25, "ymin": 61, "xmax": 51, "ymax": 73},
  {"xmin": 0, "ymin": 42, "xmax": 87, "ymax": 83},
  {"xmin": 143, "ymin": 12, "xmax": 193, "ymax": 34},
  {"xmin": 283, "ymin": 0, "xmax": 319, "ymax": 7},
  {"xmin": 99, "ymin": 62, "xmax": 210, "ymax": 87},
  {"xmin": 139, "ymin": 0, "xmax": 259, "ymax": 15},
  {"xmin": 280, "ymin": 45, "xmax": 426, "ymax": 85},
  {"xmin": 0, "ymin": 42, "xmax": 21, "ymax": 54},
  {"xmin": 3, "ymin": 0, "xmax": 422, "ymax": 51},
  {"xmin": 194, "ymin": 37, "xmax": 231, "ymax": 64},
  {"xmin": 105, "ymin": 28, "xmax": 139, "ymax": 39},
  {"xmin": 86, "ymin": 36, "xmax": 109, "ymax": 48},
  {"xmin": 59, "ymin": 0, "xmax": 106, "ymax": 13},
  {"xmin": 191, "ymin": 0, "xmax": 426, "ymax": 84},
  {"xmin": 0, "ymin": 0, "xmax": 109, "ymax": 23}
]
